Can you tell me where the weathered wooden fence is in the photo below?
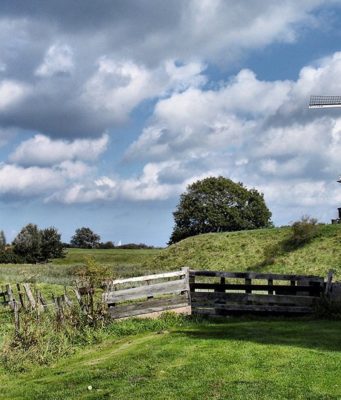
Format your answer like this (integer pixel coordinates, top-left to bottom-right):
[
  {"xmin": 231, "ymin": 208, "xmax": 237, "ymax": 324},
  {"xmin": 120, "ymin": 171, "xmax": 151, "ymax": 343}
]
[
  {"xmin": 3, "ymin": 269, "xmax": 339, "ymax": 328},
  {"xmin": 103, "ymin": 268, "xmax": 190, "ymax": 319},
  {"xmin": 189, "ymin": 270, "xmax": 325, "ymax": 316}
]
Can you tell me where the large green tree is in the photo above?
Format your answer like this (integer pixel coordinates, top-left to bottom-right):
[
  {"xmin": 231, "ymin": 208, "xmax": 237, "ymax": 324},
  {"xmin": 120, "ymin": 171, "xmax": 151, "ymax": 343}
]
[
  {"xmin": 169, "ymin": 176, "xmax": 272, "ymax": 244},
  {"xmin": 40, "ymin": 227, "xmax": 65, "ymax": 260},
  {"xmin": 13, "ymin": 223, "xmax": 42, "ymax": 263},
  {"xmin": 12, "ymin": 224, "xmax": 64, "ymax": 263},
  {"xmin": 70, "ymin": 227, "xmax": 101, "ymax": 249}
]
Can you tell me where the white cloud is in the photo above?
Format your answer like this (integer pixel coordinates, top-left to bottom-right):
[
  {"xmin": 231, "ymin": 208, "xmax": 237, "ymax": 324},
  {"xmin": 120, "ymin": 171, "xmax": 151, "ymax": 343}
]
[
  {"xmin": 35, "ymin": 43, "xmax": 74, "ymax": 77},
  {"xmin": 0, "ymin": 164, "xmax": 64, "ymax": 197},
  {"xmin": 0, "ymin": 80, "xmax": 29, "ymax": 111},
  {"xmin": 81, "ymin": 57, "xmax": 206, "ymax": 123},
  {"xmin": 121, "ymin": 50, "xmax": 341, "ymax": 221},
  {"xmin": 9, "ymin": 133, "xmax": 109, "ymax": 167}
]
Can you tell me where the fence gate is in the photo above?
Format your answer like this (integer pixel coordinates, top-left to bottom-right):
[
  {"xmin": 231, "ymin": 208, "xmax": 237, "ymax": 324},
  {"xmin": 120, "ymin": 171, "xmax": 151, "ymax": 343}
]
[
  {"xmin": 189, "ymin": 270, "xmax": 325, "ymax": 316},
  {"xmin": 103, "ymin": 268, "xmax": 190, "ymax": 319}
]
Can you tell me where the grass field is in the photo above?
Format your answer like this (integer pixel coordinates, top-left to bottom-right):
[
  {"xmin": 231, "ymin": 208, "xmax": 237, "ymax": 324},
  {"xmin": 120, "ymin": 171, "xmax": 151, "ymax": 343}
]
[
  {"xmin": 0, "ymin": 225, "xmax": 340, "ymax": 399},
  {"xmin": 0, "ymin": 224, "xmax": 340, "ymax": 288},
  {"xmin": 0, "ymin": 317, "xmax": 340, "ymax": 400}
]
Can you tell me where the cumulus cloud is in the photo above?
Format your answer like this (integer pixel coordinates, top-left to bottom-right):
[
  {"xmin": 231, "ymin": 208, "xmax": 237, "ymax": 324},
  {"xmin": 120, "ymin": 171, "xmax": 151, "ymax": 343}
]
[
  {"xmin": 0, "ymin": 1, "xmax": 333, "ymax": 138},
  {"xmin": 9, "ymin": 133, "xmax": 109, "ymax": 166},
  {"xmin": 0, "ymin": 164, "xmax": 64, "ymax": 198},
  {"xmin": 0, "ymin": 80, "xmax": 29, "ymax": 111},
  {"xmin": 35, "ymin": 43, "xmax": 74, "ymax": 77},
  {"xmin": 46, "ymin": 160, "xmax": 225, "ymax": 204},
  {"xmin": 123, "ymin": 51, "xmax": 341, "ymax": 218}
]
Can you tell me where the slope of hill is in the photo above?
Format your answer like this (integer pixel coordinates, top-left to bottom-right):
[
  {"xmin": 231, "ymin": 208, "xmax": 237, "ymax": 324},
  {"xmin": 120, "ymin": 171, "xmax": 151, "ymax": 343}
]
[{"xmin": 146, "ymin": 224, "xmax": 341, "ymax": 280}]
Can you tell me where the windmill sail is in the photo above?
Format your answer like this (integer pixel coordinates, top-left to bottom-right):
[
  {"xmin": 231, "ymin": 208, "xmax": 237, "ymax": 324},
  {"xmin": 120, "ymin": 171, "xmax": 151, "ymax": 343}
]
[{"xmin": 309, "ymin": 95, "xmax": 341, "ymax": 108}]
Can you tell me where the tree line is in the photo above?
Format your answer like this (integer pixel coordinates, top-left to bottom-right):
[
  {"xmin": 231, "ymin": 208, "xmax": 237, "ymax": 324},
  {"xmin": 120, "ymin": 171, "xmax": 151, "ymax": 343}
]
[
  {"xmin": 0, "ymin": 176, "xmax": 273, "ymax": 263},
  {"xmin": 0, "ymin": 225, "xmax": 156, "ymax": 264}
]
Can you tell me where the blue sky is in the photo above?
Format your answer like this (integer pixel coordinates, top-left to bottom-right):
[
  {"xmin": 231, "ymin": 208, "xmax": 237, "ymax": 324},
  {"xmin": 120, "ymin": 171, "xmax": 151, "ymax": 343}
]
[{"xmin": 1, "ymin": 1, "xmax": 341, "ymax": 246}]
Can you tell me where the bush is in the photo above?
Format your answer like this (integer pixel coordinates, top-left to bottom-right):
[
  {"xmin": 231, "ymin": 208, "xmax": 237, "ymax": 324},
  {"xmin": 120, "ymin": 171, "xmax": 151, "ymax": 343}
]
[
  {"xmin": 0, "ymin": 249, "xmax": 25, "ymax": 264},
  {"xmin": 73, "ymin": 256, "xmax": 111, "ymax": 288},
  {"xmin": 117, "ymin": 243, "xmax": 155, "ymax": 249},
  {"xmin": 259, "ymin": 216, "xmax": 321, "ymax": 266},
  {"xmin": 288, "ymin": 216, "xmax": 320, "ymax": 247}
]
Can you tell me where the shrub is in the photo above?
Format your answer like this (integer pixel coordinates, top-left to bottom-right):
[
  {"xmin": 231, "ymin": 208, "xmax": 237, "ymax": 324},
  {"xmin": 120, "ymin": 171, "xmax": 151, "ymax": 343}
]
[
  {"xmin": 73, "ymin": 256, "xmax": 111, "ymax": 288},
  {"xmin": 288, "ymin": 216, "xmax": 320, "ymax": 247},
  {"xmin": 0, "ymin": 249, "xmax": 25, "ymax": 264}
]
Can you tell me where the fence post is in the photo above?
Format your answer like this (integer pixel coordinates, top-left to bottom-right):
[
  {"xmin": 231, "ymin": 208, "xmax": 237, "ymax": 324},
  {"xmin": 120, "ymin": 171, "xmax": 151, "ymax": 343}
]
[
  {"xmin": 23, "ymin": 283, "xmax": 36, "ymax": 309},
  {"xmin": 16, "ymin": 283, "xmax": 25, "ymax": 309},
  {"xmin": 325, "ymin": 270, "xmax": 334, "ymax": 296},
  {"xmin": 6, "ymin": 284, "xmax": 14, "ymax": 309},
  {"xmin": 13, "ymin": 299, "xmax": 20, "ymax": 334},
  {"xmin": 182, "ymin": 267, "xmax": 191, "ymax": 305}
]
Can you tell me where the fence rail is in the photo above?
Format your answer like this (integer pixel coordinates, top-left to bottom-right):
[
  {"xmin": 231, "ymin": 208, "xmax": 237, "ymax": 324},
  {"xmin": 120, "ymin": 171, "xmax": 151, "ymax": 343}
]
[
  {"xmin": 2, "ymin": 269, "xmax": 339, "ymax": 327},
  {"xmin": 189, "ymin": 270, "xmax": 325, "ymax": 316},
  {"xmin": 103, "ymin": 267, "xmax": 190, "ymax": 319}
]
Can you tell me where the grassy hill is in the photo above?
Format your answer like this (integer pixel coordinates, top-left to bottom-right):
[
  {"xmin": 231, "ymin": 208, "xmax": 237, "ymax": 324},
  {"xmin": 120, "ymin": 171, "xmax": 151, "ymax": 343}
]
[
  {"xmin": 146, "ymin": 224, "xmax": 341, "ymax": 280},
  {"xmin": 0, "ymin": 226, "xmax": 341, "ymax": 399},
  {"xmin": 0, "ymin": 225, "xmax": 339, "ymax": 287}
]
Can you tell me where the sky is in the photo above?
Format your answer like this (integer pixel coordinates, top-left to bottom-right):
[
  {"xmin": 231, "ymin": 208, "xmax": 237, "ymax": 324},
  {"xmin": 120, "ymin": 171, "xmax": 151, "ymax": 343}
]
[{"xmin": 1, "ymin": 0, "xmax": 341, "ymax": 246}]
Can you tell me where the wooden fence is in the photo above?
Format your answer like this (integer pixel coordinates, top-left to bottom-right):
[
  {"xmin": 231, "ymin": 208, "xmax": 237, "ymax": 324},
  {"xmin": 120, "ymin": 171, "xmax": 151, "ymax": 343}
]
[
  {"xmin": 2, "ymin": 270, "xmax": 337, "ymax": 327},
  {"xmin": 103, "ymin": 268, "xmax": 190, "ymax": 319},
  {"xmin": 189, "ymin": 270, "xmax": 325, "ymax": 316}
]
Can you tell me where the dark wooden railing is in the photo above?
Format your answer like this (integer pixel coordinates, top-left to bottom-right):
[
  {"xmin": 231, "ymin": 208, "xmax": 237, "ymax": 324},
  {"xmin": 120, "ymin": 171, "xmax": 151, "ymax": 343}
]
[{"xmin": 189, "ymin": 270, "xmax": 325, "ymax": 316}]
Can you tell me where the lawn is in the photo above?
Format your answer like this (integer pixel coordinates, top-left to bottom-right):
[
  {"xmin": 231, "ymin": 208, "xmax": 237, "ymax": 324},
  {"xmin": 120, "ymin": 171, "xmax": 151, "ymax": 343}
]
[{"xmin": 0, "ymin": 317, "xmax": 340, "ymax": 400}]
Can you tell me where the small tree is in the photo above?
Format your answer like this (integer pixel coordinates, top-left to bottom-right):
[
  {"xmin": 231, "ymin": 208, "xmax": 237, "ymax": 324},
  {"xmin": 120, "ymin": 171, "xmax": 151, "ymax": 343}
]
[
  {"xmin": 169, "ymin": 176, "xmax": 272, "ymax": 244},
  {"xmin": 70, "ymin": 227, "xmax": 101, "ymax": 249},
  {"xmin": 13, "ymin": 223, "xmax": 41, "ymax": 263},
  {"xmin": 0, "ymin": 230, "xmax": 6, "ymax": 250},
  {"xmin": 40, "ymin": 227, "xmax": 65, "ymax": 261}
]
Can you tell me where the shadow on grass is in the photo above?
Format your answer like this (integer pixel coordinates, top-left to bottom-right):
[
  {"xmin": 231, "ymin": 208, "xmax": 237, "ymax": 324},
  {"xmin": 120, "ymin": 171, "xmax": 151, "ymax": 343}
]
[{"xmin": 176, "ymin": 317, "xmax": 341, "ymax": 353}]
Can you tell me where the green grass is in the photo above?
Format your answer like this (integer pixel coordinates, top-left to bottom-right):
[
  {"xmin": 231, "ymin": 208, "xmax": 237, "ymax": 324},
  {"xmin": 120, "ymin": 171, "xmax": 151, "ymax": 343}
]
[
  {"xmin": 0, "ymin": 227, "xmax": 340, "ymax": 398},
  {"xmin": 0, "ymin": 317, "xmax": 340, "ymax": 399},
  {"xmin": 147, "ymin": 224, "xmax": 341, "ymax": 280},
  {"xmin": 0, "ymin": 248, "xmax": 161, "ymax": 286},
  {"xmin": 0, "ymin": 224, "xmax": 340, "ymax": 288}
]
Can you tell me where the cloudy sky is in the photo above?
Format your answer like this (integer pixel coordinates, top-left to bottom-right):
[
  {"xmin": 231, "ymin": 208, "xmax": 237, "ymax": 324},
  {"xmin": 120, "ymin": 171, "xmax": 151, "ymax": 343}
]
[{"xmin": 1, "ymin": 0, "xmax": 341, "ymax": 246}]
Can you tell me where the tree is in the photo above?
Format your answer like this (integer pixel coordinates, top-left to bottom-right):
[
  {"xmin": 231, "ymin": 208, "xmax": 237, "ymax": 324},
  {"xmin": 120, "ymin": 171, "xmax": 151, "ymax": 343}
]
[
  {"xmin": 70, "ymin": 227, "xmax": 101, "ymax": 249},
  {"xmin": 40, "ymin": 227, "xmax": 65, "ymax": 261},
  {"xmin": 13, "ymin": 223, "xmax": 42, "ymax": 263},
  {"xmin": 169, "ymin": 176, "xmax": 272, "ymax": 244},
  {"xmin": 0, "ymin": 230, "xmax": 6, "ymax": 250}
]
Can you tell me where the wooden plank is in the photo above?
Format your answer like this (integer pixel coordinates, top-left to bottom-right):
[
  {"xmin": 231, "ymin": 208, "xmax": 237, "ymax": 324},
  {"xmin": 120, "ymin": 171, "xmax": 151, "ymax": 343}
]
[
  {"xmin": 108, "ymin": 295, "xmax": 189, "ymax": 318},
  {"xmin": 268, "ymin": 279, "xmax": 273, "ymax": 295},
  {"xmin": 245, "ymin": 278, "xmax": 252, "ymax": 294},
  {"xmin": 192, "ymin": 304, "xmax": 313, "ymax": 315},
  {"xmin": 23, "ymin": 283, "xmax": 36, "ymax": 308},
  {"xmin": 13, "ymin": 300, "xmax": 19, "ymax": 334},
  {"xmin": 104, "ymin": 278, "xmax": 188, "ymax": 303},
  {"xmin": 191, "ymin": 292, "xmax": 316, "ymax": 306},
  {"xmin": 215, "ymin": 277, "xmax": 225, "ymax": 293},
  {"xmin": 16, "ymin": 283, "xmax": 25, "ymax": 309},
  {"xmin": 111, "ymin": 269, "xmax": 187, "ymax": 286},
  {"xmin": 5, "ymin": 284, "xmax": 13, "ymax": 308},
  {"xmin": 325, "ymin": 270, "xmax": 333, "ymax": 296},
  {"xmin": 190, "ymin": 283, "xmax": 322, "ymax": 296},
  {"xmin": 189, "ymin": 270, "xmax": 324, "ymax": 282}
]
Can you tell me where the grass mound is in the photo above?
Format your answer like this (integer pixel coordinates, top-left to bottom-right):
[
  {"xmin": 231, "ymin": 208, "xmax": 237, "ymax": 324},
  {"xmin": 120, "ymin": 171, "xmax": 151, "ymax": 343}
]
[{"xmin": 146, "ymin": 224, "xmax": 341, "ymax": 279}]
